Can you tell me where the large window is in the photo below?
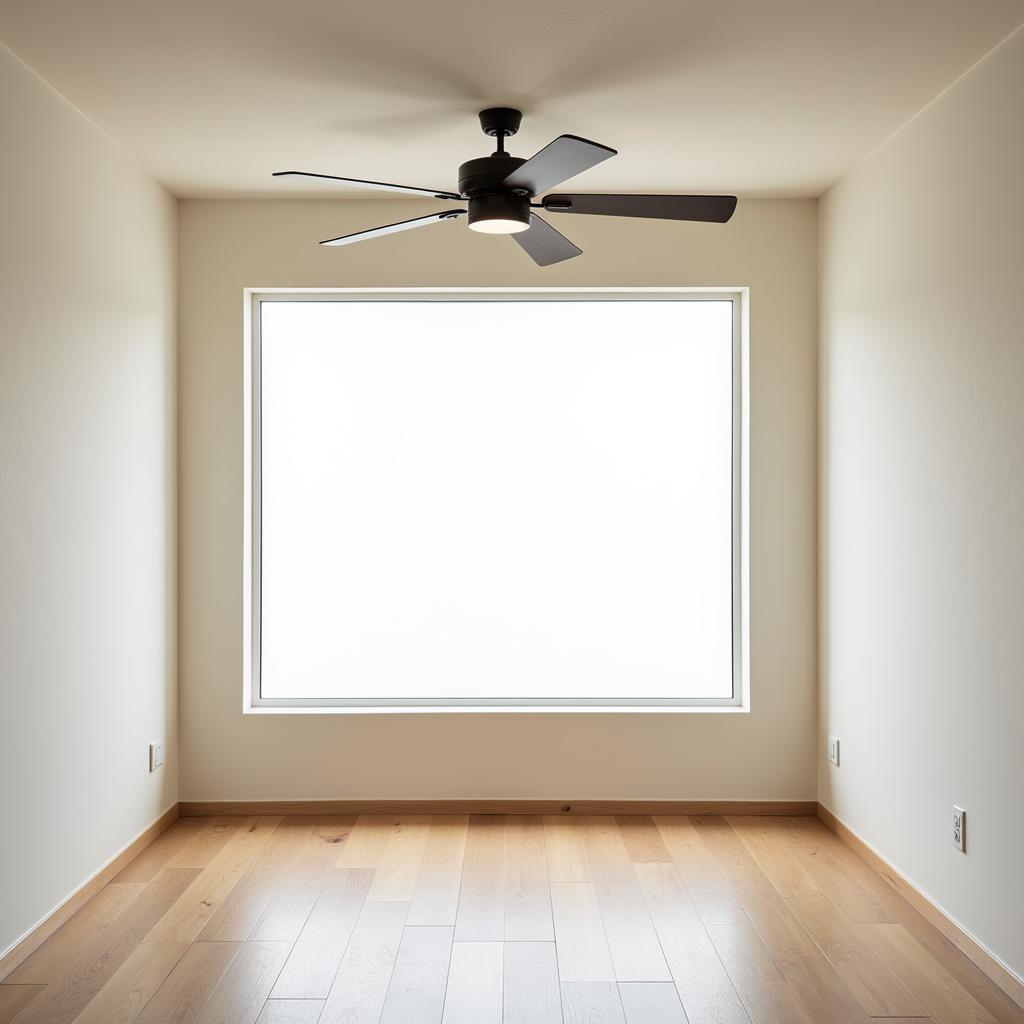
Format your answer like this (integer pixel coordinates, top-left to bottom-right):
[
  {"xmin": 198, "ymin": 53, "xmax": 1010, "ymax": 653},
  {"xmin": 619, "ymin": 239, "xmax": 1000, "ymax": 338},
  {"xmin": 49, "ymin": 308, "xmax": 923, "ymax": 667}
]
[{"xmin": 246, "ymin": 292, "xmax": 746, "ymax": 710}]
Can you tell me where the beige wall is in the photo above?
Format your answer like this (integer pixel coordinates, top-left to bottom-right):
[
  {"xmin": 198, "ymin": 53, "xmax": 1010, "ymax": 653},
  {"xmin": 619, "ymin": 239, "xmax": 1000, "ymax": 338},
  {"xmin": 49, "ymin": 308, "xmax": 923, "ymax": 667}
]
[
  {"xmin": 178, "ymin": 196, "xmax": 818, "ymax": 801},
  {"xmin": 819, "ymin": 26, "xmax": 1024, "ymax": 980},
  {"xmin": 0, "ymin": 47, "xmax": 177, "ymax": 955}
]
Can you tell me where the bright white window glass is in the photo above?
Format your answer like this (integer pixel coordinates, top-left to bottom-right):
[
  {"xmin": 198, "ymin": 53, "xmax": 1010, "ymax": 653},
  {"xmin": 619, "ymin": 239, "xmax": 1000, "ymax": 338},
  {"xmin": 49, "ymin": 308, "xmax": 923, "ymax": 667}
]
[{"xmin": 256, "ymin": 298, "xmax": 736, "ymax": 705}]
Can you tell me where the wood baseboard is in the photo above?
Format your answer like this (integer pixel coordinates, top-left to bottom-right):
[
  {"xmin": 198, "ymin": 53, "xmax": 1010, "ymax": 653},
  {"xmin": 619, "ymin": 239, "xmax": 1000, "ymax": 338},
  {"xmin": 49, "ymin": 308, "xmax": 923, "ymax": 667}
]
[
  {"xmin": 179, "ymin": 798, "xmax": 817, "ymax": 817},
  {"xmin": 0, "ymin": 802, "xmax": 180, "ymax": 982},
  {"xmin": 817, "ymin": 802, "xmax": 1024, "ymax": 1011}
]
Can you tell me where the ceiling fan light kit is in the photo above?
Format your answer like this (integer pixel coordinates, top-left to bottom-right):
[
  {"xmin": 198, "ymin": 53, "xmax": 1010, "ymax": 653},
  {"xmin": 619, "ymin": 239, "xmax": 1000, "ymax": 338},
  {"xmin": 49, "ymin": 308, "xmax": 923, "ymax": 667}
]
[
  {"xmin": 275, "ymin": 108, "xmax": 737, "ymax": 266},
  {"xmin": 465, "ymin": 193, "xmax": 531, "ymax": 234}
]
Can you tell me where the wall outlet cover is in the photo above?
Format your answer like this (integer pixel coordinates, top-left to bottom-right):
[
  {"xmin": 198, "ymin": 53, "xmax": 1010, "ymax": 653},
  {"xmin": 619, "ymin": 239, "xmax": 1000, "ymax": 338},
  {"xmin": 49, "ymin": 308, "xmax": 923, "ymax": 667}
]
[
  {"xmin": 827, "ymin": 735, "xmax": 840, "ymax": 766},
  {"xmin": 952, "ymin": 805, "xmax": 966, "ymax": 852}
]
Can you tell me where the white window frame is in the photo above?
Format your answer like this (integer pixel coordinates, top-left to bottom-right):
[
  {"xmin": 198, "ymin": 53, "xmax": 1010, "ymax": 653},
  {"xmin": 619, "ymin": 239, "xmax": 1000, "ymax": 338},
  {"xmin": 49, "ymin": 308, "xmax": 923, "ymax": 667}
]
[{"xmin": 243, "ymin": 288, "xmax": 750, "ymax": 713}]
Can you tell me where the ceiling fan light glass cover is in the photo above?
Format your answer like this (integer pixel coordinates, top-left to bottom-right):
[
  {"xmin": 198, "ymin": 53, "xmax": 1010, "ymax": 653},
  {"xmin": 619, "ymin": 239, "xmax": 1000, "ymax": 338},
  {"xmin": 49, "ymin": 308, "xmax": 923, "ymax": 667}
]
[
  {"xmin": 470, "ymin": 217, "xmax": 530, "ymax": 234},
  {"xmin": 467, "ymin": 193, "xmax": 531, "ymax": 234}
]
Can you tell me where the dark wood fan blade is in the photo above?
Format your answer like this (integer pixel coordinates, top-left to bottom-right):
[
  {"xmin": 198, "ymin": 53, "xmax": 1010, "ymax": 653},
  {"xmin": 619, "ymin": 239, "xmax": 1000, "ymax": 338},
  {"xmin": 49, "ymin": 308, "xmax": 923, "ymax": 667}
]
[
  {"xmin": 512, "ymin": 214, "xmax": 582, "ymax": 266},
  {"xmin": 502, "ymin": 136, "xmax": 616, "ymax": 195},
  {"xmin": 320, "ymin": 209, "xmax": 467, "ymax": 246},
  {"xmin": 542, "ymin": 193, "xmax": 737, "ymax": 223},
  {"xmin": 274, "ymin": 170, "xmax": 462, "ymax": 201}
]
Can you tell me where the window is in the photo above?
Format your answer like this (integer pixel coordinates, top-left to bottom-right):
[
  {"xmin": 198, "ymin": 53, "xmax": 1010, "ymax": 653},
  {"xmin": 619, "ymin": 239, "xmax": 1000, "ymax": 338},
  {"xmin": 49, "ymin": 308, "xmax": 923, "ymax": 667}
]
[{"xmin": 246, "ymin": 291, "xmax": 747, "ymax": 711}]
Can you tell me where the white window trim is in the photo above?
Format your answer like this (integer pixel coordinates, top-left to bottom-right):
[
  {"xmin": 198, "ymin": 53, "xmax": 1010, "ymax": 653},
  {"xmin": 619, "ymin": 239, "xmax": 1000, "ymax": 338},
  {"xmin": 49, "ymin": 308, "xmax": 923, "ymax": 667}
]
[{"xmin": 243, "ymin": 288, "xmax": 750, "ymax": 714}]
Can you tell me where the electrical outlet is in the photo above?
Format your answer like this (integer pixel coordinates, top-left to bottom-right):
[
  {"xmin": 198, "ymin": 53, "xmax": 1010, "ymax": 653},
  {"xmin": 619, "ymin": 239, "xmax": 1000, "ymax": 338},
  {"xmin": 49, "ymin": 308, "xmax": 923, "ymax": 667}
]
[
  {"xmin": 827, "ymin": 735, "xmax": 840, "ymax": 766},
  {"xmin": 952, "ymin": 805, "xmax": 966, "ymax": 852},
  {"xmin": 149, "ymin": 741, "xmax": 165, "ymax": 772}
]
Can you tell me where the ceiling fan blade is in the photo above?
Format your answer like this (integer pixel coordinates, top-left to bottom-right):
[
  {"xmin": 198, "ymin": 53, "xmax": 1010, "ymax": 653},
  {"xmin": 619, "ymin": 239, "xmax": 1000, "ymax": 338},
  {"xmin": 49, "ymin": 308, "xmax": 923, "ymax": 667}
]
[
  {"xmin": 274, "ymin": 170, "xmax": 462, "ymax": 201},
  {"xmin": 320, "ymin": 209, "xmax": 467, "ymax": 247},
  {"xmin": 502, "ymin": 135, "xmax": 617, "ymax": 195},
  {"xmin": 512, "ymin": 214, "xmax": 582, "ymax": 267},
  {"xmin": 542, "ymin": 194, "xmax": 738, "ymax": 223}
]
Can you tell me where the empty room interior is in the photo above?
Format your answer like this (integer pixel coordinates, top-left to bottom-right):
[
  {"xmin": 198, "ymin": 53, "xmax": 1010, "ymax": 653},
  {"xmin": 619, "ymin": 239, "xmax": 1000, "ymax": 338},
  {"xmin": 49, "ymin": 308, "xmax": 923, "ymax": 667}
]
[{"xmin": 1, "ymin": 1, "xmax": 1022, "ymax": 1021}]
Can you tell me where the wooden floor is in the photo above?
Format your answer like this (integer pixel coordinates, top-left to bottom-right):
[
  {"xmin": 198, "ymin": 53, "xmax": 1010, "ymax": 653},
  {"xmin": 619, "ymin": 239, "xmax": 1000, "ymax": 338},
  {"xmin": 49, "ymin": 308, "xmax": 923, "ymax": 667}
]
[{"xmin": 2, "ymin": 814, "xmax": 1021, "ymax": 1024}]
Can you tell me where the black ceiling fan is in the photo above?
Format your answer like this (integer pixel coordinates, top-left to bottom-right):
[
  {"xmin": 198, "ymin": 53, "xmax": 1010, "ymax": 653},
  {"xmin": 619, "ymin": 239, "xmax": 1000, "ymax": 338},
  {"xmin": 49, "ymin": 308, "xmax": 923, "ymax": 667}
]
[{"xmin": 274, "ymin": 108, "xmax": 737, "ymax": 267}]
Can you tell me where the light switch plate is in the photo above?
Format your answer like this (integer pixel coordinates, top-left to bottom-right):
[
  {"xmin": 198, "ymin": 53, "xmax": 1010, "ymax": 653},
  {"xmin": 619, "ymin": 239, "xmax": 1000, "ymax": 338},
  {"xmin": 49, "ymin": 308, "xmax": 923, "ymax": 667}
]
[{"xmin": 149, "ymin": 741, "xmax": 165, "ymax": 772}]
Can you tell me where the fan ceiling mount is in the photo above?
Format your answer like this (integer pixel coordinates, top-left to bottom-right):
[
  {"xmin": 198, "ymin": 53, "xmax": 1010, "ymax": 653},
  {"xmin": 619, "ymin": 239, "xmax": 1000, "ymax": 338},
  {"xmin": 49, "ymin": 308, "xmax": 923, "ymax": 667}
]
[{"xmin": 274, "ymin": 108, "xmax": 737, "ymax": 266}]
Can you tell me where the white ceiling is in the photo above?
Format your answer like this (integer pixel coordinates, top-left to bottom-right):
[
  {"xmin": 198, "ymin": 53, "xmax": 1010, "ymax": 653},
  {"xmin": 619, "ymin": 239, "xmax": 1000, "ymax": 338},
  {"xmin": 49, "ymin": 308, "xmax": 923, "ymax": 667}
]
[{"xmin": 1, "ymin": 0, "xmax": 1021, "ymax": 198}]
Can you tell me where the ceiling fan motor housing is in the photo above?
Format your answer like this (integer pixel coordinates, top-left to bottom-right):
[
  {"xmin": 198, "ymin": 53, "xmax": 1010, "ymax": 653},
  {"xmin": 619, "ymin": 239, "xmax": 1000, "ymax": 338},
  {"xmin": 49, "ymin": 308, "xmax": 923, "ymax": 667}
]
[{"xmin": 459, "ymin": 154, "xmax": 531, "ymax": 231}]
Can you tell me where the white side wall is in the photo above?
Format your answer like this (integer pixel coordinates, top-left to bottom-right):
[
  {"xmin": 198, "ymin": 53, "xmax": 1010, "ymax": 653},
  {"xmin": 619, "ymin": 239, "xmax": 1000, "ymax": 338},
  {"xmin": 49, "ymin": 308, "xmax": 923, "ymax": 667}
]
[
  {"xmin": 177, "ymin": 196, "xmax": 818, "ymax": 802},
  {"xmin": 819, "ymin": 26, "xmax": 1024, "ymax": 980},
  {"xmin": 0, "ymin": 46, "xmax": 177, "ymax": 957}
]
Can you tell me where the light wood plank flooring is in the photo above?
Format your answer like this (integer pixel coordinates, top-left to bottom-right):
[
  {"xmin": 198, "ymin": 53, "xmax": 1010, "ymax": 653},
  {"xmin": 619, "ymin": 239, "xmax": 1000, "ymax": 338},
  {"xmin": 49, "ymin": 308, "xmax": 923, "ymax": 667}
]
[{"xmin": 2, "ymin": 814, "xmax": 1021, "ymax": 1023}]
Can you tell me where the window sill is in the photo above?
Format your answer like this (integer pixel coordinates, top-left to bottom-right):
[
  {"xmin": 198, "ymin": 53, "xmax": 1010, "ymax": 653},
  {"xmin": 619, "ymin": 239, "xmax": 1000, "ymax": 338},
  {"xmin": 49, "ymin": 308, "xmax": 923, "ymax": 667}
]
[{"xmin": 243, "ymin": 703, "xmax": 749, "ymax": 715}]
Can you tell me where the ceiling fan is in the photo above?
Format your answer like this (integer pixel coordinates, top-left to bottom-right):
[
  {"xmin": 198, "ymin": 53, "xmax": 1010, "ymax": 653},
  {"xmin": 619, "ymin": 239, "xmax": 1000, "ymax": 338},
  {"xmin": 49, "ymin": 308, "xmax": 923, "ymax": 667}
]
[{"xmin": 274, "ymin": 108, "xmax": 737, "ymax": 267}]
